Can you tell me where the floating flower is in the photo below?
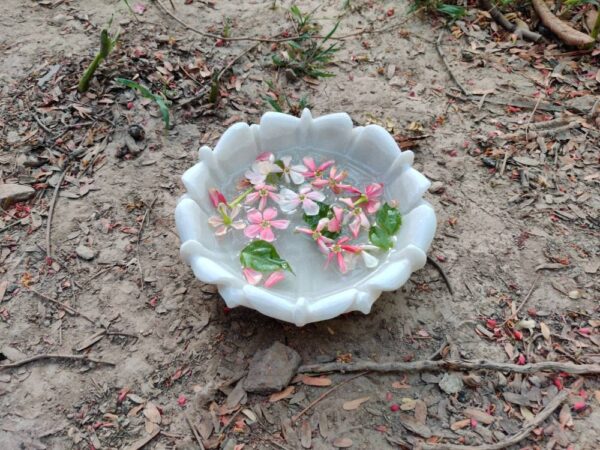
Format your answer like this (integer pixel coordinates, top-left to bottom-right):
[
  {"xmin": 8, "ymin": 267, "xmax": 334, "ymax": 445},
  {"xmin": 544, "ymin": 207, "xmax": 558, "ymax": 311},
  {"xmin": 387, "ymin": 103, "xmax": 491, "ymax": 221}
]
[
  {"xmin": 280, "ymin": 156, "xmax": 307, "ymax": 184},
  {"xmin": 296, "ymin": 218, "xmax": 333, "ymax": 254},
  {"xmin": 208, "ymin": 204, "xmax": 245, "ymax": 236},
  {"xmin": 278, "ymin": 185, "xmax": 325, "ymax": 216},
  {"xmin": 359, "ymin": 244, "xmax": 379, "ymax": 268},
  {"xmin": 245, "ymin": 154, "xmax": 282, "ymax": 185},
  {"xmin": 208, "ymin": 188, "xmax": 227, "ymax": 208},
  {"xmin": 264, "ymin": 271, "xmax": 285, "ymax": 288},
  {"xmin": 303, "ymin": 157, "xmax": 335, "ymax": 179},
  {"xmin": 245, "ymin": 184, "xmax": 279, "ymax": 211},
  {"xmin": 242, "ymin": 267, "xmax": 263, "ymax": 285},
  {"xmin": 325, "ymin": 236, "xmax": 361, "ymax": 273},
  {"xmin": 311, "ymin": 166, "xmax": 351, "ymax": 194},
  {"xmin": 244, "ymin": 208, "xmax": 289, "ymax": 242},
  {"xmin": 344, "ymin": 183, "xmax": 384, "ymax": 215},
  {"xmin": 327, "ymin": 206, "xmax": 344, "ymax": 234},
  {"xmin": 340, "ymin": 204, "xmax": 370, "ymax": 238}
]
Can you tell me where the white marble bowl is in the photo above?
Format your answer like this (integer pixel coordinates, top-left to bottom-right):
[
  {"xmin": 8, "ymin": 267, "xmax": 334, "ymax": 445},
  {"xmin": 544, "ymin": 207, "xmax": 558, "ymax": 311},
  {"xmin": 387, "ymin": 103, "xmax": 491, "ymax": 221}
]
[{"xmin": 175, "ymin": 109, "xmax": 436, "ymax": 326}]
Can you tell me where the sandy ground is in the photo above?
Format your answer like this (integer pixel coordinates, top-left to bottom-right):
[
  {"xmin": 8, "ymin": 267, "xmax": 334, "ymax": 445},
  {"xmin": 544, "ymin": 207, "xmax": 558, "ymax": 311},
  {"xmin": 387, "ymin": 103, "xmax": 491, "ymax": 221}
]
[{"xmin": 0, "ymin": 0, "xmax": 599, "ymax": 449}]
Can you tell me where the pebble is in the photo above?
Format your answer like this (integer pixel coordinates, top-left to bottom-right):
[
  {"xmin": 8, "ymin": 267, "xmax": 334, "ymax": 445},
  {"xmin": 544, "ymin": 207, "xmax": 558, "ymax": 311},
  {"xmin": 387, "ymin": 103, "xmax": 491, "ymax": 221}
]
[
  {"xmin": 429, "ymin": 181, "xmax": 445, "ymax": 194},
  {"xmin": 0, "ymin": 184, "xmax": 35, "ymax": 207},
  {"xmin": 75, "ymin": 244, "xmax": 96, "ymax": 261},
  {"xmin": 244, "ymin": 342, "xmax": 301, "ymax": 393},
  {"xmin": 439, "ymin": 372, "xmax": 464, "ymax": 394}
]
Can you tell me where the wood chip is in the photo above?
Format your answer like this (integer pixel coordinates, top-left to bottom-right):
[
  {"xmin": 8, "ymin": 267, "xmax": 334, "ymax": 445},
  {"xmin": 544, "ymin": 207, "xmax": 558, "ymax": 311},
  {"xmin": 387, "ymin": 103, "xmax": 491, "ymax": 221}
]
[
  {"xmin": 342, "ymin": 396, "xmax": 370, "ymax": 411},
  {"xmin": 269, "ymin": 386, "xmax": 294, "ymax": 403},
  {"xmin": 414, "ymin": 400, "xmax": 427, "ymax": 424},
  {"xmin": 301, "ymin": 375, "xmax": 332, "ymax": 387},
  {"xmin": 451, "ymin": 418, "xmax": 471, "ymax": 430},
  {"xmin": 399, "ymin": 414, "xmax": 432, "ymax": 438}
]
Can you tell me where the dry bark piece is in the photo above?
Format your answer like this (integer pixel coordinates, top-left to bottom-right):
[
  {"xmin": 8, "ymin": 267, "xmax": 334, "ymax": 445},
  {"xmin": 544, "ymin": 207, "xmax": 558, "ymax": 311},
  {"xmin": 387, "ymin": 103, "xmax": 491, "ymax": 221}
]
[
  {"xmin": 478, "ymin": 0, "xmax": 542, "ymax": 42},
  {"xmin": 531, "ymin": 0, "xmax": 594, "ymax": 47}
]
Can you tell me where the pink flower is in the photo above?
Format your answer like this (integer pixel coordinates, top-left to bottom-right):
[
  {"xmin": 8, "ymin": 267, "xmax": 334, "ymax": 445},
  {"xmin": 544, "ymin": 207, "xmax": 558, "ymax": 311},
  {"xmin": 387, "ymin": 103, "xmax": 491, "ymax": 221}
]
[
  {"xmin": 342, "ymin": 183, "xmax": 384, "ymax": 215},
  {"xmin": 245, "ymin": 184, "xmax": 279, "ymax": 211},
  {"xmin": 208, "ymin": 205, "xmax": 245, "ymax": 236},
  {"xmin": 327, "ymin": 206, "xmax": 344, "ymax": 233},
  {"xmin": 311, "ymin": 166, "xmax": 351, "ymax": 194},
  {"xmin": 245, "ymin": 155, "xmax": 282, "ymax": 185},
  {"xmin": 243, "ymin": 267, "xmax": 263, "ymax": 285},
  {"xmin": 278, "ymin": 185, "xmax": 325, "ymax": 216},
  {"xmin": 244, "ymin": 208, "xmax": 289, "ymax": 242},
  {"xmin": 326, "ymin": 237, "xmax": 361, "ymax": 274},
  {"xmin": 264, "ymin": 271, "xmax": 285, "ymax": 288},
  {"xmin": 296, "ymin": 218, "xmax": 333, "ymax": 254},
  {"xmin": 208, "ymin": 188, "xmax": 227, "ymax": 208},
  {"xmin": 280, "ymin": 156, "xmax": 307, "ymax": 184},
  {"xmin": 345, "ymin": 206, "xmax": 370, "ymax": 238},
  {"xmin": 303, "ymin": 157, "xmax": 335, "ymax": 179}
]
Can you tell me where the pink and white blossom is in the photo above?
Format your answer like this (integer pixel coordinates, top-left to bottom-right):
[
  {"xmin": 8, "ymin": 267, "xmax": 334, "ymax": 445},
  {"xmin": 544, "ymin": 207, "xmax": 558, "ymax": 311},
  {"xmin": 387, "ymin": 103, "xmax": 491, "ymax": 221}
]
[
  {"xmin": 296, "ymin": 218, "xmax": 333, "ymax": 254},
  {"xmin": 244, "ymin": 208, "xmax": 289, "ymax": 242},
  {"xmin": 245, "ymin": 154, "xmax": 282, "ymax": 185},
  {"xmin": 245, "ymin": 184, "xmax": 279, "ymax": 211},
  {"xmin": 345, "ymin": 206, "xmax": 371, "ymax": 238},
  {"xmin": 345, "ymin": 183, "xmax": 384, "ymax": 214},
  {"xmin": 280, "ymin": 156, "xmax": 307, "ymax": 184},
  {"xmin": 327, "ymin": 206, "xmax": 344, "ymax": 234},
  {"xmin": 311, "ymin": 166, "xmax": 351, "ymax": 194},
  {"xmin": 303, "ymin": 157, "xmax": 335, "ymax": 179},
  {"xmin": 207, "ymin": 205, "xmax": 245, "ymax": 236},
  {"xmin": 325, "ymin": 237, "xmax": 361, "ymax": 274},
  {"xmin": 278, "ymin": 185, "xmax": 325, "ymax": 216}
]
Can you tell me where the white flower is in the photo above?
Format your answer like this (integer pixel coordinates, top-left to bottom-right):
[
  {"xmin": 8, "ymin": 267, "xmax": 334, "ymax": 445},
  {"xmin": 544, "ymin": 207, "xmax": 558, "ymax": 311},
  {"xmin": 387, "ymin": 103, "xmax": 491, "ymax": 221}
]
[
  {"xmin": 245, "ymin": 154, "xmax": 282, "ymax": 185},
  {"xmin": 278, "ymin": 185, "xmax": 325, "ymax": 216},
  {"xmin": 280, "ymin": 156, "xmax": 307, "ymax": 184}
]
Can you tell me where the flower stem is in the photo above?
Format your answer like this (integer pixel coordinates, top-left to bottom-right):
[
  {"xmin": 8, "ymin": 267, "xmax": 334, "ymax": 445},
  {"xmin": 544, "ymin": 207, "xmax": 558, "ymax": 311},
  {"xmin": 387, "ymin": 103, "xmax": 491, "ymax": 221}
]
[
  {"xmin": 353, "ymin": 194, "xmax": 368, "ymax": 207},
  {"xmin": 228, "ymin": 187, "xmax": 253, "ymax": 208}
]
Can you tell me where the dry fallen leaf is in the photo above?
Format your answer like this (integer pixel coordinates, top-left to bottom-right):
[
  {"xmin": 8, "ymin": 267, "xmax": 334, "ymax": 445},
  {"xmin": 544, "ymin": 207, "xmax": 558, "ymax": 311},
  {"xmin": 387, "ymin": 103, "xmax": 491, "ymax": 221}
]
[
  {"xmin": 400, "ymin": 398, "xmax": 416, "ymax": 411},
  {"xmin": 342, "ymin": 396, "xmax": 370, "ymax": 411},
  {"xmin": 301, "ymin": 375, "xmax": 332, "ymax": 387},
  {"xmin": 143, "ymin": 402, "xmax": 161, "ymax": 424},
  {"xmin": 392, "ymin": 381, "xmax": 410, "ymax": 389},
  {"xmin": 451, "ymin": 418, "xmax": 471, "ymax": 431},
  {"xmin": 332, "ymin": 437, "xmax": 353, "ymax": 448},
  {"xmin": 559, "ymin": 404, "xmax": 573, "ymax": 428},
  {"xmin": 414, "ymin": 400, "xmax": 427, "ymax": 424},
  {"xmin": 520, "ymin": 406, "xmax": 535, "ymax": 422},
  {"xmin": 463, "ymin": 407, "xmax": 495, "ymax": 424},
  {"xmin": 540, "ymin": 322, "xmax": 551, "ymax": 341},
  {"xmin": 594, "ymin": 390, "xmax": 600, "ymax": 404},
  {"xmin": 269, "ymin": 386, "xmax": 294, "ymax": 403}
]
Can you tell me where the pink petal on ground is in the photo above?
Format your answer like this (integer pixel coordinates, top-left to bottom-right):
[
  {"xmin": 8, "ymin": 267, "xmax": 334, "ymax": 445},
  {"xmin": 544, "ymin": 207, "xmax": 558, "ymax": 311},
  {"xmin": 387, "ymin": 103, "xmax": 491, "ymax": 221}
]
[
  {"xmin": 231, "ymin": 221, "xmax": 246, "ymax": 230},
  {"xmin": 268, "ymin": 192, "xmax": 280, "ymax": 203},
  {"xmin": 270, "ymin": 219, "xmax": 290, "ymax": 230},
  {"xmin": 295, "ymin": 227, "xmax": 313, "ymax": 235},
  {"xmin": 264, "ymin": 271, "xmax": 285, "ymax": 288},
  {"xmin": 365, "ymin": 201, "xmax": 381, "ymax": 215},
  {"xmin": 262, "ymin": 207, "xmax": 278, "ymax": 221},
  {"xmin": 260, "ymin": 227, "xmax": 275, "ymax": 242},
  {"xmin": 325, "ymin": 251, "xmax": 335, "ymax": 268},
  {"xmin": 247, "ymin": 210, "xmax": 263, "ymax": 224},
  {"xmin": 243, "ymin": 268, "xmax": 263, "ymax": 285},
  {"xmin": 133, "ymin": 2, "xmax": 146, "ymax": 14},
  {"xmin": 311, "ymin": 179, "xmax": 328, "ymax": 189},
  {"xmin": 339, "ymin": 197, "xmax": 354, "ymax": 208},
  {"xmin": 244, "ymin": 224, "xmax": 262, "ymax": 239}
]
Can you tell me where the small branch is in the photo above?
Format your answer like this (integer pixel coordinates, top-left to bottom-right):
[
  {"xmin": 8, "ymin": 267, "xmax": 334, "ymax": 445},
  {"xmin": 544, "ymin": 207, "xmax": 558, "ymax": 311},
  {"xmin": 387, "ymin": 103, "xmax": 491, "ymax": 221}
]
[
  {"xmin": 184, "ymin": 411, "xmax": 206, "ymax": 450},
  {"xmin": 29, "ymin": 289, "xmax": 96, "ymax": 324},
  {"xmin": 298, "ymin": 359, "xmax": 600, "ymax": 376},
  {"xmin": 531, "ymin": 0, "xmax": 594, "ymax": 47},
  {"xmin": 46, "ymin": 166, "xmax": 69, "ymax": 259},
  {"xmin": 291, "ymin": 372, "xmax": 367, "ymax": 423},
  {"xmin": 478, "ymin": 0, "xmax": 542, "ymax": 42},
  {"xmin": 33, "ymin": 113, "xmax": 54, "ymax": 134},
  {"xmin": 137, "ymin": 196, "xmax": 157, "ymax": 293},
  {"xmin": 427, "ymin": 255, "xmax": 453, "ymax": 296},
  {"xmin": 421, "ymin": 390, "xmax": 568, "ymax": 450},
  {"xmin": 501, "ymin": 274, "xmax": 539, "ymax": 326},
  {"xmin": 0, "ymin": 354, "xmax": 115, "ymax": 371},
  {"xmin": 436, "ymin": 30, "xmax": 469, "ymax": 96}
]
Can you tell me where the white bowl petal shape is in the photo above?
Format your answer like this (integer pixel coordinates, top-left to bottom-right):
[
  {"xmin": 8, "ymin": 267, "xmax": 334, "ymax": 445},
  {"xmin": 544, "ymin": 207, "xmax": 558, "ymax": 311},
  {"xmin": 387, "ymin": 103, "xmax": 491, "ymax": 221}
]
[{"xmin": 175, "ymin": 109, "xmax": 436, "ymax": 326}]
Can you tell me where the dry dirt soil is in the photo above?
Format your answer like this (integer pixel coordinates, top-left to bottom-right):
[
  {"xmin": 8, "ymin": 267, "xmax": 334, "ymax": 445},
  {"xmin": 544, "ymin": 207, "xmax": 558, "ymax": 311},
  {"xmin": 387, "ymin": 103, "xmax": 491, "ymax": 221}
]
[{"xmin": 0, "ymin": 0, "xmax": 599, "ymax": 449}]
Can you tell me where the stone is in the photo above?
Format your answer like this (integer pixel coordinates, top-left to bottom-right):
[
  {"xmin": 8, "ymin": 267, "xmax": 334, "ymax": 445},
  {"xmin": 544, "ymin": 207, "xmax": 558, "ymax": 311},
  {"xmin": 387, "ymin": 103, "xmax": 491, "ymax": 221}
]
[
  {"xmin": 439, "ymin": 373, "xmax": 463, "ymax": 395},
  {"xmin": 244, "ymin": 342, "xmax": 301, "ymax": 394},
  {"xmin": 429, "ymin": 181, "xmax": 445, "ymax": 194},
  {"xmin": 0, "ymin": 184, "xmax": 35, "ymax": 207},
  {"xmin": 76, "ymin": 244, "xmax": 96, "ymax": 261}
]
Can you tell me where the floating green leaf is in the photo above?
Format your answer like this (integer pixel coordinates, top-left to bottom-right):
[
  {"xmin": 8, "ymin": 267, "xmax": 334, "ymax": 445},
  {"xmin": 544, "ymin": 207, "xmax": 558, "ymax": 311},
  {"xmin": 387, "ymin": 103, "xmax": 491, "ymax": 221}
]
[
  {"xmin": 240, "ymin": 240, "xmax": 293, "ymax": 273},
  {"xmin": 376, "ymin": 203, "xmax": 402, "ymax": 235},
  {"xmin": 369, "ymin": 226, "xmax": 393, "ymax": 251}
]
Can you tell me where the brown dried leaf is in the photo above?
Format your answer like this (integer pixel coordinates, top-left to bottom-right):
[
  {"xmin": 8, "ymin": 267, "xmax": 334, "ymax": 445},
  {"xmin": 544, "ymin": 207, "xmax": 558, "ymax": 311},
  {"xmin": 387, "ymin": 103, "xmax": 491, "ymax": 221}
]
[
  {"xmin": 400, "ymin": 398, "xmax": 416, "ymax": 411},
  {"xmin": 540, "ymin": 322, "xmax": 551, "ymax": 341},
  {"xmin": 342, "ymin": 396, "xmax": 370, "ymax": 411},
  {"xmin": 392, "ymin": 381, "xmax": 410, "ymax": 389},
  {"xmin": 414, "ymin": 400, "xmax": 427, "ymax": 425},
  {"xmin": 332, "ymin": 437, "xmax": 353, "ymax": 448},
  {"xmin": 300, "ymin": 420, "xmax": 312, "ymax": 449},
  {"xmin": 463, "ymin": 407, "xmax": 495, "ymax": 424},
  {"xmin": 451, "ymin": 419, "xmax": 471, "ymax": 431},
  {"xmin": 301, "ymin": 375, "xmax": 332, "ymax": 387},
  {"xmin": 127, "ymin": 404, "xmax": 144, "ymax": 417},
  {"xmin": 559, "ymin": 404, "xmax": 573, "ymax": 428},
  {"xmin": 520, "ymin": 406, "xmax": 535, "ymax": 422},
  {"xmin": 269, "ymin": 386, "xmax": 294, "ymax": 403},
  {"xmin": 143, "ymin": 402, "xmax": 161, "ymax": 424}
]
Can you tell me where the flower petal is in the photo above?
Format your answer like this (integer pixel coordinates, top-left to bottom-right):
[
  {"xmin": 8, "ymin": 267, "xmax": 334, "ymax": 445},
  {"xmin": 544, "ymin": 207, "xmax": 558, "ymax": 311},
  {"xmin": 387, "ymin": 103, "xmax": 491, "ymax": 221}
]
[
  {"xmin": 302, "ymin": 199, "xmax": 320, "ymax": 216},
  {"xmin": 361, "ymin": 250, "xmax": 379, "ymax": 268},
  {"xmin": 260, "ymin": 227, "xmax": 275, "ymax": 242},
  {"xmin": 262, "ymin": 207, "xmax": 278, "ymax": 221},
  {"xmin": 247, "ymin": 209, "xmax": 263, "ymax": 224},
  {"xmin": 208, "ymin": 216, "xmax": 223, "ymax": 227},
  {"xmin": 290, "ymin": 169, "xmax": 305, "ymax": 185},
  {"xmin": 244, "ymin": 224, "xmax": 262, "ymax": 239},
  {"xmin": 264, "ymin": 271, "xmax": 285, "ymax": 288},
  {"xmin": 243, "ymin": 267, "xmax": 263, "ymax": 285},
  {"xmin": 281, "ymin": 155, "xmax": 292, "ymax": 167},
  {"xmin": 215, "ymin": 225, "xmax": 228, "ymax": 236},
  {"xmin": 307, "ymin": 190, "xmax": 325, "ymax": 202},
  {"xmin": 337, "ymin": 252, "xmax": 347, "ymax": 273},
  {"xmin": 231, "ymin": 220, "xmax": 246, "ymax": 230},
  {"xmin": 270, "ymin": 219, "xmax": 290, "ymax": 230},
  {"xmin": 303, "ymin": 157, "xmax": 316, "ymax": 171}
]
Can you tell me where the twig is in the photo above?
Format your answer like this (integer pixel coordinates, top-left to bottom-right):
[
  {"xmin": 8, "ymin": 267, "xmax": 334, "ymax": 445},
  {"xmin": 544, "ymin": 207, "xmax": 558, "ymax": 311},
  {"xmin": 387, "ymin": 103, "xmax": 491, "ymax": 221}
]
[
  {"xmin": 83, "ymin": 263, "xmax": 126, "ymax": 286},
  {"xmin": 421, "ymin": 390, "xmax": 568, "ymax": 450},
  {"xmin": 478, "ymin": 0, "xmax": 542, "ymax": 42},
  {"xmin": 219, "ymin": 408, "xmax": 242, "ymax": 436},
  {"xmin": 184, "ymin": 411, "xmax": 206, "ymax": 450},
  {"xmin": 217, "ymin": 43, "xmax": 260, "ymax": 81},
  {"xmin": 426, "ymin": 255, "xmax": 453, "ymax": 295},
  {"xmin": 33, "ymin": 113, "xmax": 54, "ymax": 134},
  {"xmin": 501, "ymin": 274, "xmax": 540, "ymax": 326},
  {"xmin": 524, "ymin": 93, "xmax": 543, "ymax": 142},
  {"xmin": 137, "ymin": 196, "xmax": 157, "ymax": 292},
  {"xmin": 291, "ymin": 371, "xmax": 367, "ymax": 422},
  {"xmin": 0, "ymin": 353, "xmax": 115, "ymax": 371},
  {"xmin": 436, "ymin": 29, "xmax": 469, "ymax": 96},
  {"xmin": 298, "ymin": 359, "xmax": 600, "ymax": 376},
  {"xmin": 28, "ymin": 289, "xmax": 96, "ymax": 324},
  {"xmin": 46, "ymin": 166, "xmax": 69, "ymax": 259}
]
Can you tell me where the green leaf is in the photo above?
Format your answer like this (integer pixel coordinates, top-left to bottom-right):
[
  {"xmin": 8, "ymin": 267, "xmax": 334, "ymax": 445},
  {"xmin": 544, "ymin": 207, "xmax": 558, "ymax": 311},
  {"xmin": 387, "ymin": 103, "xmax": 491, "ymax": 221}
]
[
  {"xmin": 436, "ymin": 4, "xmax": 467, "ymax": 20},
  {"xmin": 375, "ymin": 203, "xmax": 402, "ymax": 235},
  {"xmin": 240, "ymin": 240, "xmax": 293, "ymax": 273},
  {"xmin": 153, "ymin": 95, "xmax": 170, "ymax": 129},
  {"xmin": 302, "ymin": 202, "xmax": 340, "ymax": 239},
  {"xmin": 369, "ymin": 226, "xmax": 393, "ymax": 250},
  {"xmin": 116, "ymin": 78, "xmax": 170, "ymax": 128}
]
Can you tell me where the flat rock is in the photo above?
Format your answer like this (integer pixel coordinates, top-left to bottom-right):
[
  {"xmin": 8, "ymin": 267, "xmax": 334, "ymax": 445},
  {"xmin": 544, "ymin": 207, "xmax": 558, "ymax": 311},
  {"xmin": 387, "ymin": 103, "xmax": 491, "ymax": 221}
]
[
  {"xmin": 244, "ymin": 342, "xmax": 301, "ymax": 394},
  {"xmin": 0, "ymin": 184, "xmax": 35, "ymax": 207},
  {"xmin": 439, "ymin": 373, "xmax": 463, "ymax": 395},
  {"xmin": 76, "ymin": 244, "xmax": 96, "ymax": 261}
]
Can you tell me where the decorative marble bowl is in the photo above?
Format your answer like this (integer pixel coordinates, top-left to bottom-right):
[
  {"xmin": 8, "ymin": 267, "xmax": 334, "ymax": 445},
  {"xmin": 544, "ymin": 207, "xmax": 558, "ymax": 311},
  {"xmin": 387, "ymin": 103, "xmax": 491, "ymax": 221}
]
[{"xmin": 175, "ymin": 110, "xmax": 436, "ymax": 326}]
